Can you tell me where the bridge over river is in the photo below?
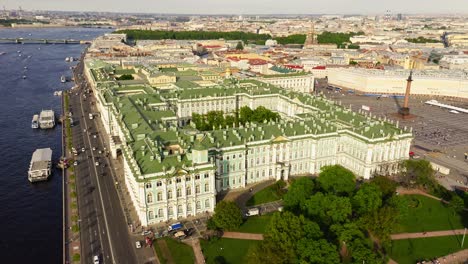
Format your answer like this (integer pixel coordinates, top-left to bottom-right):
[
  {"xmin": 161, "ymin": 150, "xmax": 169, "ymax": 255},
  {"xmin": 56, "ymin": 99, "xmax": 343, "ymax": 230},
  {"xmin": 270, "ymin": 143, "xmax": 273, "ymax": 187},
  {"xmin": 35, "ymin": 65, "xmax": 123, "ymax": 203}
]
[{"xmin": 0, "ymin": 38, "xmax": 90, "ymax": 44}]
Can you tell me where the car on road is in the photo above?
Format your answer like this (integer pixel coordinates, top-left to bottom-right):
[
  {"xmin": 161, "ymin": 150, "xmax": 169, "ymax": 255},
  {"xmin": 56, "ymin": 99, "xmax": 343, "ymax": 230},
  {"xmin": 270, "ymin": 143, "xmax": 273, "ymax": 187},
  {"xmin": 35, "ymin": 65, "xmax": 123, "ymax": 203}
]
[
  {"xmin": 95, "ymin": 161, "xmax": 99, "ymax": 166},
  {"xmin": 73, "ymin": 161, "xmax": 78, "ymax": 166},
  {"xmin": 141, "ymin": 230, "xmax": 152, "ymax": 236},
  {"xmin": 81, "ymin": 147, "xmax": 85, "ymax": 152},
  {"xmin": 93, "ymin": 255, "xmax": 99, "ymax": 264},
  {"xmin": 92, "ymin": 147, "xmax": 96, "ymax": 151},
  {"xmin": 135, "ymin": 241, "xmax": 142, "ymax": 249}
]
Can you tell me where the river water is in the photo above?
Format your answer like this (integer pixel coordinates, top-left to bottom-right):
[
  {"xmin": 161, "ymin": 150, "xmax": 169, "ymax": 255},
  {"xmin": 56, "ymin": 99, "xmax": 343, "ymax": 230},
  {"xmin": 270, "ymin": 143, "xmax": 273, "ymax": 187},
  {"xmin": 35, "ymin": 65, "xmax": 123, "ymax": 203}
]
[{"xmin": 0, "ymin": 27, "xmax": 110, "ymax": 263}]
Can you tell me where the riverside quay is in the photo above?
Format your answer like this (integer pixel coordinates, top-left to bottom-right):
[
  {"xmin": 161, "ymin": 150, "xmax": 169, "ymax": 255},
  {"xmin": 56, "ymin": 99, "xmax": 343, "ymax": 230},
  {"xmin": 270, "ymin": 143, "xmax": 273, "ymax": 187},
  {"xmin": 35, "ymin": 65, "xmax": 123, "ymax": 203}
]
[{"xmin": 84, "ymin": 59, "xmax": 412, "ymax": 226}]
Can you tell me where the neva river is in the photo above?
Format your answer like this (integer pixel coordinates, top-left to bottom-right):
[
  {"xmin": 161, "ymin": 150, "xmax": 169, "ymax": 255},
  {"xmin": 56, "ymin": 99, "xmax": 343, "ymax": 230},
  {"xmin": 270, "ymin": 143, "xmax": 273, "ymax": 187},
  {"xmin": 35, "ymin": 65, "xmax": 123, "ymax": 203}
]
[{"xmin": 0, "ymin": 27, "xmax": 110, "ymax": 263}]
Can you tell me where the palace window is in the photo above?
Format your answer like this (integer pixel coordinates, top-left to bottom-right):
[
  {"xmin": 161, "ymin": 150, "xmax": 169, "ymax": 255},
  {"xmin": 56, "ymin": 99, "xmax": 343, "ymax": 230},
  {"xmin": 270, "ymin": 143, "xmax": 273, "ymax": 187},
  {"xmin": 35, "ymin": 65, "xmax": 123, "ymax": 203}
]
[
  {"xmin": 204, "ymin": 183, "xmax": 210, "ymax": 192},
  {"xmin": 156, "ymin": 181, "xmax": 162, "ymax": 187},
  {"xmin": 148, "ymin": 211, "xmax": 154, "ymax": 219},
  {"xmin": 147, "ymin": 193, "xmax": 153, "ymax": 203},
  {"xmin": 177, "ymin": 188, "xmax": 182, "ymax": 197},
  {"xmin": 145, "ymin": 183, "xmax": 152, "ymax": 189},
  {"xmin": 196, "ymin": 201, "xmax": 201, "ymax": 210},
  {"xmin": 167, "ymin": 190, "xmax": 173, "ymax": 199},
  {"xmin": 158, "ymin": 209, "xmax": 163, "ymax": 218},
  {"xmin": 205, "ymin": 199, "xmax": 210, "ymax": 208},
  {"xmin": 157, "ymin": 192, "xmax": 162, "ymax": 201},
  {"xmin": 196, "ymin": 185, "xmax": 200, "ymax": 194},
  {"xmin": 186, "ymin": 186, "xmax": 192, "ymax": 196}
]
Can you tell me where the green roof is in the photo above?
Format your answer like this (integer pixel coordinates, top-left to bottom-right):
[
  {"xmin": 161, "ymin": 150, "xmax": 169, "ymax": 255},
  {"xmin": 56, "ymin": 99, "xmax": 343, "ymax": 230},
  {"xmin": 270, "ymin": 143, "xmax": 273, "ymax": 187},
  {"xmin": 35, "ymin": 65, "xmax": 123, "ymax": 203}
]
[{"xmin": 86, "ymin": 59, "xmax": 412, "ymax": 179}]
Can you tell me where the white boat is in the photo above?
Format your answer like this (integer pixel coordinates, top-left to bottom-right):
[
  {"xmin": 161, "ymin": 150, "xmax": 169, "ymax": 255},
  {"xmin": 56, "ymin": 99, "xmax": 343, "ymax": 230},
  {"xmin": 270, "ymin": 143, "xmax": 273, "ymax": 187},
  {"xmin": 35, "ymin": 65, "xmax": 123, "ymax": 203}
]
[
  {"xmin": 65, "ymin": 57, "xmax": 70, "ymax": 62},
  {"xmin": 22, "ymin": 75, "xmax": 27, "ymax": 79},
  {"xmin": 0, "ymin": 52, "xmax": 6, "ymax": 55},
  {"xmin": 28, "ymin": 148, "xmax": 52, "ymax": 182},
  {"xmin": 61, "ymin": 75, "xmax": 66, "ymax": 83},
  {"xmin": 39, "ymin": 110, "xmax": 55, "ymax": 129},
  {"xmin": 31, "ymin": 114, "xmax": 39, "ymax": 129}
]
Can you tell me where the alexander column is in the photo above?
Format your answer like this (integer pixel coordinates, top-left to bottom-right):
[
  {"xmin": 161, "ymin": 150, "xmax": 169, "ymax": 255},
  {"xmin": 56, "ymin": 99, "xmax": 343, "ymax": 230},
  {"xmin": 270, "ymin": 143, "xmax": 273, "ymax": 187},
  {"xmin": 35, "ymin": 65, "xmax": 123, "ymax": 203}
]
[{"xmin": 399, "ymin": 70, "xmax": 413, "ymax": 117}]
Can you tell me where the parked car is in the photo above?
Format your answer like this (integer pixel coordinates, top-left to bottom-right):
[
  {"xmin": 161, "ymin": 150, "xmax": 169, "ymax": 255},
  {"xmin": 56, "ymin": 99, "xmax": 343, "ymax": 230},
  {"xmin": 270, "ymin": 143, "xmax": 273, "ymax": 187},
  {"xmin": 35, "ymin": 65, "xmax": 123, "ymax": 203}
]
[
  {"xmin": 93, "ymin": 255, "xmax": 99, "ymax": 264},
  {"xmin": 245, "ymin": 208, "xmax": 260, "ymax": 217},
  {"xmin": 95, "ymin": 161, "xmax": 99, "ymax": 166},
  {"xmin": 135, "ymin": 241, "xmax": 142, "ymax": 249},
  {"xmin": 73, "ymin": 161, "xmax": 78, "ymax": 166},
  {"xmin": 141, "ymin": 230, "xmax": 152, "ymax": 236}
]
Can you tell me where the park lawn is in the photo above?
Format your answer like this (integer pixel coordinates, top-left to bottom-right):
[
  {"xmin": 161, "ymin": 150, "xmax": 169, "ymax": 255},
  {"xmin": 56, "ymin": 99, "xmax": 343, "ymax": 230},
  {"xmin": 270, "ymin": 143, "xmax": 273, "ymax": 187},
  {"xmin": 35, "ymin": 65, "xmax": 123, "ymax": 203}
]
[
  {"xmin": 395, "ymin": 195, "xmax": 468, "ymax": 233},
  {"xmin": 154, "ymin": 237, "xmax": 195, "ymax": 264},
  {"xmin": 235, "ymin": 214, "xmax": 273, "ymax": 233},
  {"xmin": 390, "ymin": 235, "xmax": 468, "ymax": 264},
  {"xmin": 201, "ymin": 238, "xmax": 260, "ymax": 264},
  {"xmin": 246, "ymin": 185, "xmax": 283, "ymax": 206}
]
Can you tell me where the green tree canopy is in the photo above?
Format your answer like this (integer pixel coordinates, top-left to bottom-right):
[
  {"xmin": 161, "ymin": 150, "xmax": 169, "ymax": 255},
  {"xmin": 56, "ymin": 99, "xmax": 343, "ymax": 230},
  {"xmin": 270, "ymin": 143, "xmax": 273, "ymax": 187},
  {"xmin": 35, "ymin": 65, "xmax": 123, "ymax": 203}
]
[
  {"xmin": 449, "ymin": 195, "xmax": 465, "ymax": 215},
  {"xmin": 296, "ymin": 238, "xmax": 341, "ymax": 264},
  {"xmin": 283, "ymin": 177, "xmax": 315, "ymax": 213},
  {"xmin": 401, "ymin": 159, "xmax": 436, "ymax": 189},
  {"xmin": 212, "ymin": 201, "xmax": 243, "ymax": 230},
  {"xmin": 116, "ymin": 74, "xmax": 134, "ymax": 80},
  {"xmin": 352, "ymin": 183, "xmax": 382, "ymax": 215},
  {"xmin": 318, "ymin": 165, "xmax": 356, "ymax": 196},
  {"xmin": 236, "ymin": 41, "xmax": 244, "ymax": 50},
  {"xmin": 263, "ymin": 211, "xmax": 322, "ymax": 262},
  {"xmin": 305, "ymin": 193, "xmax": 352, "ymax": 225},
  {"xmin": 116, "ymin": 29, "xmax": 271, "ymax": 44},
  {"xmin": 370, "ymin": 176, "xmax": 397, "ymax": 200},
  {"xmin": 361, "ymin": 206, "xmax": 399, "ymax": 242}
]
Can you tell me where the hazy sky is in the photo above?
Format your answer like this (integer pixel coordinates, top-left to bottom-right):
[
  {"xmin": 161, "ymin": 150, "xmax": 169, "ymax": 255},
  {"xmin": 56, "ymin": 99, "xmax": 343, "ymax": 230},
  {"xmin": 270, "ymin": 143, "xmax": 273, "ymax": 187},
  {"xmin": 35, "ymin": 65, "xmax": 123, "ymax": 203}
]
[{"xmin": 4, "ymin": 0, "xmax": 468, "ymax": 14}]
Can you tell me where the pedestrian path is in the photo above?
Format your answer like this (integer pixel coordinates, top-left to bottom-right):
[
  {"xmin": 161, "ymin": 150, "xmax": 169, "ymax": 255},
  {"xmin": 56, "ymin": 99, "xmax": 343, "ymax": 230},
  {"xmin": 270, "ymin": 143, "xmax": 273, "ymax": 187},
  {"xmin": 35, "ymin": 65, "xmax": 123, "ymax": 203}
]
[
  {"xmin": 222, "ymin": 232, "xmax": 264, "ymax": 240},
  {"xmin": 391, "ymin": 229, "xmax": 467, "ymax": 240},
  {"xmin": 433, "ymin": 248, "xmax": 468, "ymax": 263},
  {"xmin": 189, "ymin": 239, "xmax": 205, "ymax": 264}
]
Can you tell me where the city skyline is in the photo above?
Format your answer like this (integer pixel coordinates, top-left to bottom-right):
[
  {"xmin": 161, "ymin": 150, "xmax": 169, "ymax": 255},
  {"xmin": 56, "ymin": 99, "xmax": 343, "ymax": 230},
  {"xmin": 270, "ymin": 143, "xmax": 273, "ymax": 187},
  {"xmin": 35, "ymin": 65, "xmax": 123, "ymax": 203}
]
[{"xmin": 4, "ymin": 0, "xmax": 468, "ymax": 15}]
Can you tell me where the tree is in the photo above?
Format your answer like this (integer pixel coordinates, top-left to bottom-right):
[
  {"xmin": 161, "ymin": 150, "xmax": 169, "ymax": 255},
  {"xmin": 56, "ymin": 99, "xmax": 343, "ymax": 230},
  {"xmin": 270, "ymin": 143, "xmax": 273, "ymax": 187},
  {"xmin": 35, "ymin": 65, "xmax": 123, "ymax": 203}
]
[
  {"xmin": 401, "ymin": 159, "xmax": 436, "ymax": 189},
  {"xmin": 349, "ymin": 60, "xmax": 358, "ymax": 65},
  {"xmin": 352, "ymin": 183, "xmax": 382, "ymax": 215},
  {"xmin": 361, "ymin": 206, "xmax": 399, "ymax": 242},
  {"xmin": 283, "ymin": 177, "xmax": 315, "ymax": 213},
  {"xmin": 236, "ymin": 41, "xmax": 244, "ymax": 50},
  {"xmin": 246, "ymin": 240, "xmax": 284, "ymax": 264},
  {"xmin": 449, "ymin": 195, "xmax": 465, "ymax": 215},
  {"xmin": 116, "ymin": 74, "xmax": 134, "ymax": 80},
  {"xmin": 305, "ymin": 193, "xmax": 352, "ymax": 225},
  {"xmin": 296, "ymin": 238, "xmax": 341, "ymax": 264},
  {"xmin": 212, "ymin": 201, "xmax": 243, "ymax": 230},
  {"xmin": 386, "ymin": 195, "xmax": 409, "ymax": 220},
  {"xmin": 262, "ymin": 211, "xmax": 322, "ymax": 262},
  {"xmin": 317, "ymin": 165, "xmax": 356, "ymax": 196},
  {"xmin": 239, "ymin": 106, "xmax": 253, "ymax": 124},
  {"xmin": 370, "ymin": 176, "xmax": 397, "ymax": 200},
  {"xmin": 330, "ymin": 222, "xmax": 366, "ymax": 245},
  {"xmin": 349, "ymin": 239, "xmax": 385, "ymax": 264}
]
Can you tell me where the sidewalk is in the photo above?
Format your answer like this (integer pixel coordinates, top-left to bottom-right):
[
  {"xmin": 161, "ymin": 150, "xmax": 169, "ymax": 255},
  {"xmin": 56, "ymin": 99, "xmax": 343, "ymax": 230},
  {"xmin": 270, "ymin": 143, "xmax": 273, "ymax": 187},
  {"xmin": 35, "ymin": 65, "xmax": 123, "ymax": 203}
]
[
  {"xmin": 189, "ymin": 239, "xmax": 205, "ymax": 264},
  {"xmin": 222, "ymin": 232, "xmax": 264, "ymax": 240},
  {"xmin": 221, "ymin": 180, "xmax": 275, "ymax": 210},
  {"xmin": 391, "ymin": 229, "xmax": 467, "ymax": 240}
]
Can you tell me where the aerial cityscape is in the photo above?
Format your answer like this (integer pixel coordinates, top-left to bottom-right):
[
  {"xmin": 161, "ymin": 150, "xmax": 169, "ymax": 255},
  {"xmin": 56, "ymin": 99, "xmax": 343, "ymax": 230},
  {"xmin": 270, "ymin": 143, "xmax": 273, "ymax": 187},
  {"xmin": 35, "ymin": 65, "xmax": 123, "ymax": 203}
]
[{"xmin": 2, "ymin": 1, "xmax": 468, "ymax": 264}]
